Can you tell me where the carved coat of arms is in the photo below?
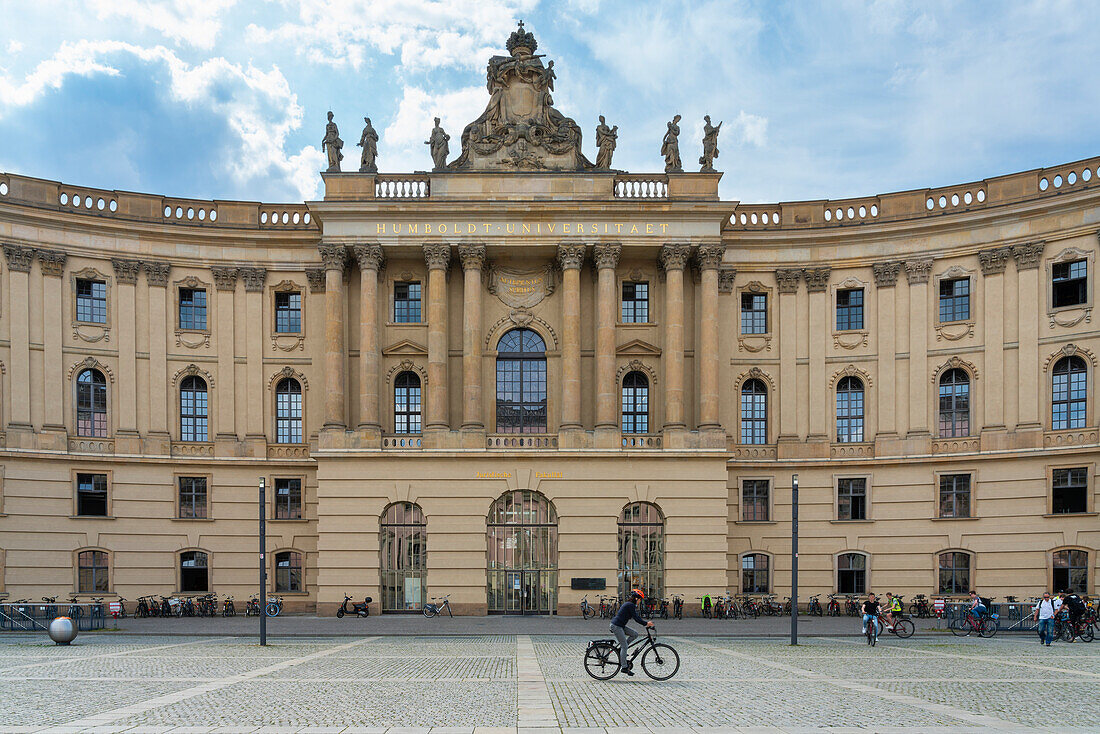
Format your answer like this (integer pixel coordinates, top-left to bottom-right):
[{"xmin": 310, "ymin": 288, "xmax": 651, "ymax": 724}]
[{"xmin": 486, "ymin": 263, "xmax": 557, "ymax": 309}]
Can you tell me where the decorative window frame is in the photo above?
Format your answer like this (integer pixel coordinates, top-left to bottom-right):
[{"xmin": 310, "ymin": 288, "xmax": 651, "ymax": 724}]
[
  {"xmin": 933, "ymin": 265, "xmax": 976, "ymax": 341},
  {"xmin": 271, "ymin": 548, "xmax": 308, "ymax": 594},
  {"xmin": 735, "ymin": 475, "xmax": 775, "ymax": 524},
  {"xmin": 1048, "ymin": 545, "xmax": 1094, "ymax": 595},
  {"xmin": 174, "ymin": 473, "xmax": 213, "ymax": 521},
  {"xmin": 389, "ymin": 270, "xmax": 425, "ymax": 325},
  {"xmin": 72, "ymin": 546, "xmax": 113, "ymax": 595},
  {"xmin": 173, "ymin": 275, "xmax": 213, "ymax": 349},
  {"xmin": 738, "ymin": 550, "xmax": 774, "ymax": 594},
  {"xmin": 831, "ymin": 276, "xmax": 870, "ymax": 349},
  {"xmin": 483, "ymin": 311, "xmax": 559, "ymax": 353},
  {"xmin": 833, "ymin": 550, "xmax": 871, "ymax": 594},
  {"xmin": 617, "ymin": 362, "xmax": 656, "ymax": 434},
  {"xmin": 930, "ymin": 356, "xmax": 980, "ymax": 439},
  {"xmin": 832, "ymin": 473, "xmax": 873, "ymax": 522},
  {"xmin": 830, "ymin": 365, "xmax": 874, "ymax": 444},
  {"xmin": 71, "ymin": 468, "xmax": 113, "ymax": 519},
  {"xmin": 172, "ymin": 364, "xmax": 215, "ymax": 444},
  {"xmin": 1043, "ymin": 344, "xmax": 1096, "ymax": 432},
  {"xmin": 932, "ymin": 468, "xmax": 978, "ymax": 520},
  {"xmin": 269, "ymin": 474, "xmax": 308, "ymax": 522},
  {"xmin": 269, "ymin": 367, "xmax": 309, "ymax": 445},
  {"xmin": 270, "ymin": 279, "xmax": 307, "ymax": 351},
  {"xmin": 1046, "ymin": 246, "xmax": 1094, "ymax": 328},
  {"xmin": 737, "ymin": 281, "xmax": 773, "ymax": 353},
  {"xmin": 69, "ymin": 358, "xmax": 114, "ymax": 438},
  {"xmin": 932, "ymin": 548, "xmax": 975, "ymax": 595},
  {"xmin": 1045, "ymin": 461, "xmax": 1096, "ymax": 517},
  {"xmin": 70, "ymin": 267, "xmax": 111, "ymax": 343},
  {"xmin": 618, "ymin": 269, "xmax": 656, "ymax": 325},
  {"xmin": 176, "ymin": 547, "xmax": 212, "ymax": 594},
  {"xmin": 735, "ymin": 367, "xmax": 775, "ymax": 446},
  {"xmin": 389, "ymin": 364, "xmax": 426, "ymax": 435}
]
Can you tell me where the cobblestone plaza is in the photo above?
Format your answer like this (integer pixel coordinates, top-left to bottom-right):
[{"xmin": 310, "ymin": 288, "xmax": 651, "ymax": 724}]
[{"xmin": 2, "ymin": 632, "xmax": 1098, "ymax": 732}]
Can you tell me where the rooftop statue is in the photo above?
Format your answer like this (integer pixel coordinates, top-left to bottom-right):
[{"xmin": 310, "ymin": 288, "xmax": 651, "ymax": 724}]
[
  {"xmin": 358, "ymin": 117, "xmax": 379, "ymax": 173},
  {"xmin": 699, "ymin": 115, "xmax": 722, "ymax": 172},
  {"xmin": 448, "ymin": 21, "xmax": 593, "ymax": 171},
  {"xmin": 322, "ymin": 111, "xmax": 344, "ymax": 173},
  {"xmin": 426, "ymin": 117, "xmax": 450, "ymax": 171},
  {"xmin": 662, "ymin": 114, "xmax": 682, "ymax": 173},
  {"xmin": 595, "ymin": 115, "xmax": 618, "ymax": 169}
]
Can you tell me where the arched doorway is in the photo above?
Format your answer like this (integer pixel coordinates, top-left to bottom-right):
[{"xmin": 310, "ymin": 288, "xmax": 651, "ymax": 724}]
[{"xmin": 487, "ymin": 490, "xmax": 558, "ymax": 614}]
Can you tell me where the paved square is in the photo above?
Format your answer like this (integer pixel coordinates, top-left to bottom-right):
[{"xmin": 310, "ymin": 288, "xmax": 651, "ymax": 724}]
[{"xmin": 1, "ymin": 632, "xmax": 1097, "ymax": 732}]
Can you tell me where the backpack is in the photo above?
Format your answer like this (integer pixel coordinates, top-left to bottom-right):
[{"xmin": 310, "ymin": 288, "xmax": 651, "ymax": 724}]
[
  {"xmin": 979, "ymin": 596, "xmax": 992, "ymax": 608},
  {"xmin": 1065, "ymin": 594, "xmax": 1086, "ymax": 611}
]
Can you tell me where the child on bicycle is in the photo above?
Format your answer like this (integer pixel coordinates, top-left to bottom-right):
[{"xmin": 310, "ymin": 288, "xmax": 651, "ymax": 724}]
[{"xmin": 610, "ymin": 589, "xmax": 654, "ymax": 676}]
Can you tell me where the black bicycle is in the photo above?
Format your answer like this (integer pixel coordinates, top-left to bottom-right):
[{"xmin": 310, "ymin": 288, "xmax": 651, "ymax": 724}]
[{"xmin": 583, "ymin": 626, "xmax": 680, "ymax": 681}]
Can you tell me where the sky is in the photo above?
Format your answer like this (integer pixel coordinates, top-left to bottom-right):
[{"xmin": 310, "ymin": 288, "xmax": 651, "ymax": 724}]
[{"xmin": 0, "ymin": 0, "xmax": 1097, "ymax": 205}]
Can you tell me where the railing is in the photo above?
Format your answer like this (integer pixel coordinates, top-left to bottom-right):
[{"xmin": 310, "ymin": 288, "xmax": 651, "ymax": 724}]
[
  {"xmin": 260, "ymin": 204, "xmax": 313, "ymax": 228},
  {"xmin": 730, "ymin": 205, "xmax": 781, "ymax": 228},
  {"xmin": 267, "ymin": 444, "xmax": 310, "ymax": 458},
  {"xmin": 0, "ymin": 602, "xmax": 107, "ymax": 632},
  {"xmin": 162, "ymin": 198, "xmax": 218, "ymax": 223},
  {"xmin": 171, "ymin": 442, "xmax": 215, "ymax": 457},
  {"xmin": 941, "ymin": 602, "xmax": 1043, "ymax": 633},
  {"xmin": 613, "ymin": 174, "xmax": 668, "ymax": 199},
  {"xmin": 622, "ymin": 434, "xmax": 662, "ymax": 448},
  {"xmin": 68, "ymin": 438, "xmax": 114, "ymax": 454},
  {"xmin": 375, "ymin": 174, "xmax": 430, "ymax": 199},
  {"xmin": 383, "ymin": 435, "xmax": 422, "ymax": 449},
  {"xmin": 486, "ymin": 434, "xmax": 558, "ymax": 448}
]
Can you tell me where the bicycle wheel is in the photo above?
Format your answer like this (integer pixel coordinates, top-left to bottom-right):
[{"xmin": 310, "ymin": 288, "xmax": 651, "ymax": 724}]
[
  {"xmin": 422, "ymin": 606, "xmax": 437, "ymax": 618},
  {"xmin": 1078, "ymin": 625, "xmax": 1094, "ymax": 643},
  {"xmin": 583, "ymin": 642, "xmax": 620, "ymax": 681},
  {"xmin": 978, "ymin": 617, "xmax": 997, "ymax": 638},
  {"xmin": 641, "ymin": 643, "xmax": 680, "ymax": 680},
  {"xmin": 894, "ymin": 619, "xmax": 915, "ymax": 638},
  {"xmin": 265, "ymin": 602, "xmax": 280, "ymax": 617},
  {"xmin": 582, "ymin": 606, "xmax": 593, "ymax": 620},
  {"xmin": 866, "ymin": 622, "xmax": 875, "ymax": 646},
  {"xmin": 949, "ymin": 617, "xmax": 971, "ymax": 636},
  {"xmin": 1059, "ymin": 622, "xmax": 1074, "ymax": 642}
]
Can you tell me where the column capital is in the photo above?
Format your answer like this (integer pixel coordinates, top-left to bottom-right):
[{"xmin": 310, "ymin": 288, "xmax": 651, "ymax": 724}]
[
  {"xmin": 353, "ymin": 243, "xmax": 386, "ymax": 272},
  {"xmin": 211, "ymin": 266, "xmax": 239, "ymax": 291},
  {"xmin": 423, "ymin": 243, "xmax": 452, "ymax": 271},
  {"xmin": 3, "ymin": 245, "xmax": 35, "ymax": 273},
  {"xmin": 803, "ymin": 266, "xmax": 831, "ymax": 293},
  {"xmin": 695, "ymin": 243, "xmax": 725, "ymax": 271},
  {"xmin": 593, "ymin": 242, "xmax": 622, "ymax": 270},
  {"xmin": 557, "ymin": 242, "xmax": 586, "ymax": 270},
  {"xmin": 717, "ymin": 266, "xmax": 737, "ymax": 293},
  {"xmin": 978, "ymin": 246, "xmax": 1012, "ymax": 275},
  {"xmin": 318, "ymin": 243, "xmax": 348, "ymax": 271},
  {"xmin": 904, "ymin": 258, "xmax": 934, "ymax": 285},
  {"xmin": 1012, "ymin": 241, "xmax": 1046, "ymax": 270},
  {"xmin": 775, "ymin": 268, "xmax": 801, "ymax": 293},
  {"xmin": 239, "ymin": 267, "xmax": 268, "ymax": 292},
  {"xmin": 37, "ymin": 249, "xmax": 67, "ymax": 278},
  {"xmin": 111, "ymin": 258, "xmax": 142, "ymax": 285},
  {"xmin": 305, "ymin": 267, "xmax": 326, "ymax": 293},
  {"xmin": 872, "ymin": 261, "xmax": 902, "ymax": 288},
  {"xmin": 659, "ymin": 242, "xmax": 691, "ymax": 271},
  {"xmin": 458, "ymin": 243, "xmax": 487, "ymax": 271},
  {"xmin": 144, "ymin": 261, "xmax": 171, "ymax": 287}
]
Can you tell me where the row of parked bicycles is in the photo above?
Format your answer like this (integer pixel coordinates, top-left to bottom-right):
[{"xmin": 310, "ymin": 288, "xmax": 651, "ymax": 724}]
[{"xmin": 13, "ymin": 594, "xmax": 292, "ymax": 619}]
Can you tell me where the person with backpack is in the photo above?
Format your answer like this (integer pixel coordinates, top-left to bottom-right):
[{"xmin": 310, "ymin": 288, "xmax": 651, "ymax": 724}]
[
  {"xmin": 1061, "ymin": 589, "xmax": 1087, "ymax": 640},
  {"xmin": 883, "ymin": 592, "xmax": 902, "ymax": 631},
  {"xmin": 1032, "ymin": 592, "xmax": 1058, "ymax": 646},
  {"xmin": 967, "ymin": 590, "xmax": 990, "ymax": 621}
]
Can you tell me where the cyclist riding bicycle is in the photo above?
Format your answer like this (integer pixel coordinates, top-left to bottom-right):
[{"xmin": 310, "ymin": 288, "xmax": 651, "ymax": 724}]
[
  {"xmin": 1061, "ymin": 589, "xmax": 1087, "ymax": 639},
  {"xmin": 884, "ymin": 592, "xmax": 902, "ymax": 631},
  {"xmin": 861, "ymin": 593, "xmax": 881, "ymax": 637},
  {"xmin": 609, "ymin": 589, "xmax": 654, "ymax": 677},
  {"xmin": 968, "ymin": 590, "xmax": 989, "ymax": 620}
]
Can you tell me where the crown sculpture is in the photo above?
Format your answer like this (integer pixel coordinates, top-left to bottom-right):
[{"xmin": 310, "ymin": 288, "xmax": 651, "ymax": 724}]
[{"xmin": 448, "ymin": 22, "xmax": 593, "ymax": 171}]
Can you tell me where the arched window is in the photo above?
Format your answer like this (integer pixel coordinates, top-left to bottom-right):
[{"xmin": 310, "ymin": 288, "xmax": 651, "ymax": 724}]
[
  {"xmin": 621, "ymin": 372, "xmax": 649, "ymax": 434},
  {"xmin": 938, "ymin": 368, "xmax": 970, "ymax": 437},
  {"xmin": 495, "ymin": 329, "xmax": 546, "ymax": 433},
  {"xmin": 380, "ymin": 502, "xmax": 426, "ymax": 612},
  {"xmin": 1052, "ymin": 356, "xmax": 1087, "ymax": 430},
  {"xmin": 741, "ymin": 553, "xmax": 769, "ymax": 593},
  {"xmin": 274, "ymin": 550, "xmax": 302, "ymax": 593},
  {"xmin": 1053, "ymin": 549, "xmax": 1089, "ymax": 592},
  {"xmin": 618, "ymin": 502, "xmax": 664, "ymax": 600},
  {"xmin": 77, "ymin": 549, "xmax": 109, "ymax": 593},
  {"xmin": 275, "ymin": 378, "xmax": 303, "ymax": 444},
  {"xmin": 837, "ymin": 552, "xmax": 867, "ymax": 594},
  {"xmin": 76, "ymin": 369, "xmax": 107, "ymax": 437},
  {"xmin": 393, "ymin": 372, "xmax": 422, "ymax": 434},
  {"xmin": 740, "ymin": 379, "xmax": 767, "ymax": 444},
  {"xmin": 836, "ymin": 377, "xmax": 864, "ymax": 443},
  {"xmin": 179, "ymin": 550, "xmax": 209, "ymax": 592},
  {"xmin": 938, "ymin": 551, "xmax": 971, "ymax": 594},
  {"xmin": 180, "ymin": 375, "xmax": 208, "ymax": 442},
  {"xmin": 487, "ymin": 490, "xmax": 557, "ymax": 614}
]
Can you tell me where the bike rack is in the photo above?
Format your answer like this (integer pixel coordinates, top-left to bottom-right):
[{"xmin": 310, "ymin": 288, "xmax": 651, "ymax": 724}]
[{"xmin": 0, "ymin": 603, "xmax": 106, "ymax": 632}]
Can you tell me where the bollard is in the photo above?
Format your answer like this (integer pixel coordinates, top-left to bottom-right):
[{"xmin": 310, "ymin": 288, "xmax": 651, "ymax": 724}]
[{"xmin": 48, "ymin": 616, "xmax": 78, "ymax": 645}]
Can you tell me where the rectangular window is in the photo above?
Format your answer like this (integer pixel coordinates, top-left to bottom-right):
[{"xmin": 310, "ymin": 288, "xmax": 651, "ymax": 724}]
[
  {"xmin": 75, "ymin": 279, "xmax": 107, "ymax": 323},
  {"xmin": 275, "ymin": 478, "xmax": 303, "ymax": 520},
  {"xmin": 1052, "ymin": 467, "xmax": 1088, "ymax": 514},
  {"xmin": 837, "ymin": 478, "xmax": 867, "ymax": 521},
  {"xmin": 1052, "ymin": 260, "xmax": 1087, "ymax": 308},
  {"xmin": 836, "ymin": 288, "xmax": 864, "ymax": 330},
  {"xmin": 275, "ymin": 291, "xmax": 302, "ymax": 333},
  {"xmin": 938, "ymin": 474, "xmax": 971, "ymax": 518},
  {"xmin": 76, "ymin": 473, "xmax": 108, "ymax": 516},
  {"xmin": 621, "ymin": 282, "xmax": 649, "ymax": 323},
  {"xmin": 742, "ymin": 480, "xmax": 769, "ymax": 522},
  {"xmin": 178, "ymin": 476, "xmax": 208, "ymax": 519},
  {"xmin": 938, "ymin": 278, "xmax": 970, "ymax": 322},
  {"xmin": 393, "ymin": 281, "xmax": 422, "ymax": 323},
  {"xmin": 178, "ymin": 288, "xmax": 207, "ymax": 330},
  {"xmin": 741, "ymin": 293, "xmax": 767, "ymax": 334}
]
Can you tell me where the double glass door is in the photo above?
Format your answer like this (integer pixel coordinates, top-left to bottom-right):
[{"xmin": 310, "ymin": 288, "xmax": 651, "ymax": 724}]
[
  {"xmin": 487, "ymin": 490, "xmax": 558, "ymax": 615},
  {"xmin": 495, "ymin": 569, "xmax": 555, "ymax": 615}
]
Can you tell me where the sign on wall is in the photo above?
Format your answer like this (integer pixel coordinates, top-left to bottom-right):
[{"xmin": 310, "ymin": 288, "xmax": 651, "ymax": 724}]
[{"xmin": 487, "ymin": 264, "xmax": 556, "ymax": 309}]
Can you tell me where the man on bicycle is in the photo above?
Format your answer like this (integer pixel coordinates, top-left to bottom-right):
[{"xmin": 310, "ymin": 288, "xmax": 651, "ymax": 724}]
[
  {"xmin": 884, "ymin": 592, "xmax": 901, "ymax": 631},
  {"xmin": 861, "ymin": 593, "xmax": 881, "ymax": 637},
  {"xmin": 610, "ymin": 589, "xmax": 654, "ymax": 676},
  {"xmin": 967, "ymin": 590, "xmax": 988, "ymax": 621},
  {"xmin": 1061, "ymin": 589, "xmax": 1087, "ymax": 640}
]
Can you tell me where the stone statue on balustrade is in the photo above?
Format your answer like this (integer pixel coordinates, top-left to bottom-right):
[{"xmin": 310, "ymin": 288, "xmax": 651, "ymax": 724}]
[
  {"xmin": 322, "ymin": 111, "xmax": 343, "ymax": 172},
  {"xmin": 662, "ymin": 114, "xmax": 682, "ymax": 173},
  {"xmin": 595, "ymin": 115, "xmax": 618, "ymax": 169},
  {"xmin": 426, "ymin": 117, "xmax": 450, "ymax": 171},
  {"xmin": 358, "ymin": 117, "xmax": 379, "ymax": 173},
  {"xmin": 699, "ymin": 115, "xmax": 722, "ymax": 172}
]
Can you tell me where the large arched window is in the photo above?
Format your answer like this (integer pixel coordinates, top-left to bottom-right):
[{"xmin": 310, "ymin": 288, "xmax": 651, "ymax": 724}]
[
  {"xmin": 180, "ymin": 375, "xmax": 209, "ymax": 442},
  {"xmin": 275, "ymin": 378, "xmax": 303, "ymax": 444},
  {"xmin": 380, "ymin": 502, "xmax": 426, "ymax": 612},
  {"xmin": 621, "ymin": 372, "xmax": 649, "ymax": 434},
  {"xmin": 837, "ymin": 552, "xmax": 867, "ymax": 594},
  {"xmin": 1053, "ymin": 549, "xmax": 1089, "ymax": 592},
  {"xmin": 740, "ymin": 379, "xmax": 767, "ymax": 444},
  {"xmin": 77, "ymin": 549, "xmax": 109, "ymax": 593},
  {"xmin": 274, "ymin": 550, "xmax": 302, "ymax": 593},
  {"xmin": 179, "ymin": 550, "xmax": 209, "ymax": 592},
  {"xmin": 393, "ymin": 372, "xmax": 422, "ymax": 434},
  {"xmin": 741, "ymin": 553, "xmax": 769, "ymax": 593},
  {"xmin": 617, "ymin": 502, "xmax": 664, "ymax": 600},
  {"xmin": 1052, "ymin": 356, "xmax": 1087, "ymax": 430},
  {"xmin": 76, "ymin": 368, "xmax": 108, "ymax": 437},
  {"xmin": 487, "ymin": 490, "xmax": 557, "ymax": 614},
  {"xmin": 836, "ymin": 377, "xmax": 864, "ymax": 443},
  {"xmin": 938, "ymin": 368, "xmax": 970, "ymax": 437},
  {"xmin": 495, "ymin": 329, "xmax": 547, "ymax": 433},
  {"xmin": 938, "ymin": 551, "xmax": 971, "ymax": 594}
]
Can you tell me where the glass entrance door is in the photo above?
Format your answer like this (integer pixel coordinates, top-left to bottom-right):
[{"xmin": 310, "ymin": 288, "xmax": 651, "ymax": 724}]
[{"xmin": 487, "ymin": 491, "xmax": 558, "ymax": 615}]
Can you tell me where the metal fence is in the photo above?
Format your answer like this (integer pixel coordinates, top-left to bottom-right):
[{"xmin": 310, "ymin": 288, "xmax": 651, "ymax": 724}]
[
  {"xmin": 0, "ymin": 602, "xmax": 107, "ymax": 632},
  {"xmin": 942, "ymin": 602, "xmax": 1042, "ymax": 633}
]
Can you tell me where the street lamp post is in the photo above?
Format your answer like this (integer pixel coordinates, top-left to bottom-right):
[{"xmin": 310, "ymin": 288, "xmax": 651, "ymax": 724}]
[
  {"xmin": 791, "ymin": 473, "xmax": 799, "ymax": 646},
  {"xmin": 259, "ymin": 477, "xmax": 267, "ymax": 646}
]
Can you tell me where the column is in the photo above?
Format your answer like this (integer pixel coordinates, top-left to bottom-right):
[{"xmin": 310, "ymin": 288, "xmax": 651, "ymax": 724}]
[
  {"xmin": 211, "ymin": 267, "xmax": 238, "ymax": 442},
  {"xmin": 1013, "ymin": 242, "xmax": 1046, "ymax": 429},
  {"xmin": 872, "ymin": 262, "xmax": 900, "ymax": 437},
  {"xmin": 112, "ymin": 258, "xmax": 141, "ymax": 444},
  {"xmin": 660, "ymin": 243, "xmax": 691, "ymax": 430},
  {"xmin": 144, "ymin": 262, "xmax": 171, "ymax": 439},
  {"xmin": 38, "ymin": 250, "xmax": 67, "ymax": 433},
  {"xmin": 593, "ymin": 243, "xmax": 622, "ymax": 431},
  {"xmin": 458, "ymin": 244, "xmax": 486, "ymax": 431},
  {"xmin": 557, "ymin": 243, "xmax": 586, "ymax": 431},
  {"xmin": 423, "ymin": 243, "xmax": 452, "ymax": 431},
  {"xmin": 240, "ymin": 267, "xmax": 267, "ymax": 440},
  {"xmin": 319, "ymin": 244, "xmax": 348, "ymax": 430},
  {"xmin": 776, "ymin": 269, "xmax": 801, "ymax": 440},
  {"xmin": 905, "ymin": 259, "xmax": 933, "ymax": 436},
  {"xmin": 696, "ymin": 244, "xmax": 724, "ymax": 430},
  {"xmin": 804, "ymin": 267, "xmax": 831, "ymax": 440},
  {"xmin": 979, "ymin": 247, "xmax": 1011, "ymax": 431},
  {"xmin": 354, "ymin": 244, "xmax": 385, "ymax": 432}
]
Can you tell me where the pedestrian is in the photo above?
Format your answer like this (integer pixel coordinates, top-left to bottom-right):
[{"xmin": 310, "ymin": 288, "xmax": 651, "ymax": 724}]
[
  {"xmin": 1060, "ymin": 589, "xmax": 1087, "ymax": 641},
  {"xmin": 1033, "ymin": 591, "xmax": 1057, "ymax": 646}
]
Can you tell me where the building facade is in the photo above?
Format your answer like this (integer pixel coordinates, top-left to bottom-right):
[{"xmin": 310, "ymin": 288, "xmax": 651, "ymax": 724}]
[{"xmin": 0, "ymin": 31, "xmax": 1097, "ymax": 615}]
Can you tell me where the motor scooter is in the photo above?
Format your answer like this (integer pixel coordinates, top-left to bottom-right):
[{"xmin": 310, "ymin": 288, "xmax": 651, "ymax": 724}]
[{"xmin": 336, "ymin": 593, "xmax": 372, "ymax": 618}]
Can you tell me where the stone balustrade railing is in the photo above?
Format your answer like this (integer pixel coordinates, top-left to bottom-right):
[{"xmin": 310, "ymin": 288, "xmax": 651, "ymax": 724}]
[
  {"xmin": 613, "ymin": 174, "xmax": 669, "ymax": 199},
  {"xmin": 486, "ymin": 434, "xmax": 559, "ymax": 449},
  {"xmin": 382, "ymin": 435, "xmax": 423, "ymax": 449},
  {"xmin": 375, "ymin": 174, "xmax": 430, "ymax": 199},
  {"xmin": 622, "ymin": 434, "xmax": 662, "ymax": 448}
]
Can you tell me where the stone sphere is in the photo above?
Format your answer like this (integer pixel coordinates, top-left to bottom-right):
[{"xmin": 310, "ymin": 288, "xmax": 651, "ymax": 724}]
[{"xmin": 48, "ymin": 616, "xmax": 78, "ymax": 645}]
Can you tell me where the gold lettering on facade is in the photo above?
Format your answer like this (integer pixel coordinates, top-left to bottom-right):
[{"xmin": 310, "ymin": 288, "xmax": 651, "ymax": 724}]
[
  {"xmin": 370, "ymin": 222, "xmax": 669, "ymax": 236},
  {"xmin": 476, "ymin": 471, "xmax": 512, "ymax": 479},
  {"xmin": 534, "ymin": 471, "xmax": 562, "ymax": 479}
]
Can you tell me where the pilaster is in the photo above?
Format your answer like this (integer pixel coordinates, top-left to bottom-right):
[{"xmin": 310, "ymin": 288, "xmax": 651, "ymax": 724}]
[
  {"xmin": 241, "ymin": 267, "xmax": 267, "ymax": 452},
  {"xmin": 776, "ymin": 267, "xmax": 800, "ymax": 443},
  {"xmin": 593, "ymin": 243, "xmax": 621, "ymax": 447},
  {"xmin": 459, "ymin": 244, "xmax": 486, "ymax": 442},
  {"xmin": 905, "ymin": 259, "xmax": 933, "ymax": 439},
  {"xmin": 873, "ymin": 262, "xmax": 900, "ymax": 444},
  {"xmin": 804, "ymin": 267, "xmax": 831, "ymax": 442},
  {"xmin": 696, "ymin": 243, "xmax": 724, "ymax": 437},
  {"xmin": 144, "ymin": 261, "xmax": 171, "ymax": 453},
  {"xmin": 112, "ymin": 258, "xmax": 141, "ymax": 452},
  {"xmin": 1013, "ymin": 241, "xmax": 1045, "ymax": 437},
  {"xmin": 660, "ymin": 243, "xmax": 691, "ymax": 435},
  {"xmin": 557, "ymin": 242, "xmax": 586, "ymax": 435},
  {"xmin": 354, "ymin": 244, "xmax": 385, "ymax": 437},
  {"xmin": 979, "ymin": 247, "xmax": 1010, "ymax": 436},
  {"xmin": 319, "ymin": 244, "xmax": 349, "ymax": 431},
  {"xmin": 211, "ymin": 266, "xmax": 239, "ymax": 450},
  {"xmin": 423, "ymin": 243, "xmax": 452, "ymax": 435},
  {"xmin": 37, "ymin": 250, "xmax": 67, "ymax": 443}
]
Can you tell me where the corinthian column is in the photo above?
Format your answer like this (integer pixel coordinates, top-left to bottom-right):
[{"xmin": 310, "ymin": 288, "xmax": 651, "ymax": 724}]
[
  {"xmin": 319, "ymin": 243, "xmax": 348, "ymax": 429},
  {"xmin": 459, "ymin": 244, "xmax": 486, "ymax": 431},
  {"xmin": 593, "ymin": 243, "xmax": 622, "ymax": 432},
  {"xmin": 660, "ymin": 243, "xmax": 691, "ymax": 430},
  {"xmin": 423, "ymin": 244, "xmax": 452, "ymax": 431},
  {"xmin": 354, "ymin": 243, "xmax": 384, "ymax": 432},
  {"xmin": 558, "ymin": 243, "xmax": 586, "ymax": 431},
  {"xmin": 696, "ymin": 243, "xmax": 724, "ymax": 430}
]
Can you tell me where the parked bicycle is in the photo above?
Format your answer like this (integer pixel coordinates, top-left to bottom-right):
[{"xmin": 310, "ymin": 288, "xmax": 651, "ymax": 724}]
[
  {"xmin": 583, "ymin": 626, "xmax": 680, "ymax": 680},
  {"xmin": 265, "ymin": 596, "xmax": 284, "ymax": 617},
  {"xmin": 672, "ymin": 594, "xmax": 684, "ymax": 620},
  {"xmin": 807, "ymin": 594, "xmax": 823, "ymax": 617},
  {"xmin": 423, "ymin": 595, "xmax": 452, "ymax": 618},
  {"xmin": 245, "ymin": 595, "xmax": 261, "ymax": 617},
  {"xmin": 908, "ymin": 594, "xmax": 931, "ymax": 619},
  {"xmin": 826, "ymin": 594, "xmax": 842, "ymax": 617},
  {"xmin": 222, "ymin": 595, "xmax": 236, "ymax": 617},
  {"xmin": 580, "ymin": 594, "xmax": 595, "ymax": 620}
]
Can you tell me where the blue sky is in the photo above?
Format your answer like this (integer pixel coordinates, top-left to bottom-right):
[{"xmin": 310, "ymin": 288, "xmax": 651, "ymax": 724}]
[{"xmin": 1, "ymin": 1, "xmax": 1097, "ymax": 204}]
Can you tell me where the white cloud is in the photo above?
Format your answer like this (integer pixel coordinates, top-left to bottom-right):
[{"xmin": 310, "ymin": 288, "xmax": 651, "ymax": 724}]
[
  {"xmin": 381, "ymin": 85, "xmax": 488, "ymax": 171},
  {"xmin": 88, "ymin": 0, "xmax": 238, "ymax": 49},
  {"xmin": 7, "ymin": 40, "xmax": 24, "ymax": 54},
  {"xmin": 733, "ymin": 111, "xmax": 767, "ymax": 148}
]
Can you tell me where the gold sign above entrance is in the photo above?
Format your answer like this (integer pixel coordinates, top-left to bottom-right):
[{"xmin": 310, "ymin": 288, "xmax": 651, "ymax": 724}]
[
  {"xmin": 487, "ymin": 264, "xmax": 556, "ymax": 309},
  {"xmin": 372, "ymin": 221, "xmax": 671, "ymax": 236}
]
